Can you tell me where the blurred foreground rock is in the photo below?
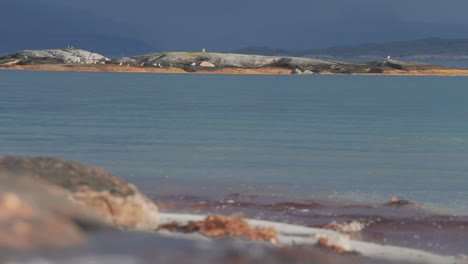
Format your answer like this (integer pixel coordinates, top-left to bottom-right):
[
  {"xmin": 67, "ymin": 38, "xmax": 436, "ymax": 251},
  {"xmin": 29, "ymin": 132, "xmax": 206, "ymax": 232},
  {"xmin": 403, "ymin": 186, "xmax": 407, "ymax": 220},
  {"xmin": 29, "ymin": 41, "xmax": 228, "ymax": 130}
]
[
  {"xmin": 0, "ymin": 178, "xmax": 107, "ymax": 250},
  {"xmin": 2, "ymin": 232, "xmax": 381, "ymax": 264},
  {"xmin": 0, "ymin": 156, "xmax": 159, "ymax": 232}
]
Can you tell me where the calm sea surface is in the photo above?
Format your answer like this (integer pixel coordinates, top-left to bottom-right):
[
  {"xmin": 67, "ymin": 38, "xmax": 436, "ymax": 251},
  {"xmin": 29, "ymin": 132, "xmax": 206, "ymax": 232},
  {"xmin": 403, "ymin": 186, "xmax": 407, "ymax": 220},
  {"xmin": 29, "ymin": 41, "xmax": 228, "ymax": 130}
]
[{"xmin": 1, "ymin": 70, "xmax": 467, "ymax": 213}]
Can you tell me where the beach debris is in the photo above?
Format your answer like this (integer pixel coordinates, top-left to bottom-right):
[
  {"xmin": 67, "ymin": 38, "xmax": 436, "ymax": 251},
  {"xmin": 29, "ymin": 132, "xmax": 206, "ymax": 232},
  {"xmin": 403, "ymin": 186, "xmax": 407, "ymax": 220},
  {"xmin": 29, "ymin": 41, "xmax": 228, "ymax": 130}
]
[
  {"xmin": 157, "ymin": 215, "xmax": 278, "ymax": 243},
  {"xmin": 191, "ymin": 62, "xmax": 197, "ymax": 66},
  {"xmin": 315, "ymin": 233, "xmax": 353, "ymax": 253},
  {"xmin": 200, "ymin": 61, "xmax": 215, "ymax": 68},
  {"xmin": 385, "ymin": 196, "xmax": 412, "ymax": 207}
]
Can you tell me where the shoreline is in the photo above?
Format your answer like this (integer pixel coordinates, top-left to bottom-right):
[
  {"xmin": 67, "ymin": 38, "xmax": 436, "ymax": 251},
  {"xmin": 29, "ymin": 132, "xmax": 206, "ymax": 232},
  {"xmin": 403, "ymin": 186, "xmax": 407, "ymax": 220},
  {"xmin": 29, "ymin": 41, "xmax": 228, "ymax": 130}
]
[
  {"xmin": 152, "ymin": 190, "xmax": 468, "ymax": 257},
  {"xmin": 157, "ymin": 212, "xmax": 462, "ymax": 264},
  {"xmin": 2, "ymin": 64, "xmax": 468, "ymax": 76}
]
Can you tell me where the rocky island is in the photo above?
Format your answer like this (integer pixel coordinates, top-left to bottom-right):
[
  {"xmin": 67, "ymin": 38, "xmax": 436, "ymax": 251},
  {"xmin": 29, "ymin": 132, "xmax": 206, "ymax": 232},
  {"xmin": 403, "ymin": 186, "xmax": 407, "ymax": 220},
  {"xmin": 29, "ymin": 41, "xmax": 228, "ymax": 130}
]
[{"xmin": 1, "ymin": 48, "xmax": 468, "ymax": 76}]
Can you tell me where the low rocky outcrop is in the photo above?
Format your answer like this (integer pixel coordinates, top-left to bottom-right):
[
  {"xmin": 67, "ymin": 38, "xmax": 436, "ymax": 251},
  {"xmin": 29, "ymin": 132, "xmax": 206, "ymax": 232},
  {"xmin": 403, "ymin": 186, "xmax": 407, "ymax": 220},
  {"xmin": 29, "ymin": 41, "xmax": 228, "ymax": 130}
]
[
  {"xmin": 128, "ymin": 52, "xmax": 443, "ymax": 74},
  {"xmin": 130, "ymin": 52, "xmax": 334, "ymax": 71},
  {"xmin": 0, "ymin": 156, "xmax": 159, "ymax": 231},
  {"xmin": 0, "ymin": 49, "xmax": 109, "ymax": 65},
  {"xmin": 110, "ymin": 57, "xmax": 138, "ymax": 66}
]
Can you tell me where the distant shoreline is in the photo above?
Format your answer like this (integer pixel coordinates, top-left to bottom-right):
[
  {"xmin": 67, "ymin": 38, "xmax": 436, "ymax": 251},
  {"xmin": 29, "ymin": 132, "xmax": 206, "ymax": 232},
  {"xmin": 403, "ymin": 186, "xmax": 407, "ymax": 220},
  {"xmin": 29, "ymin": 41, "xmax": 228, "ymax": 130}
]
[
  {"xmin": 2, "ymin": 48, "xmax": 468, "ymax": 76},
  {"xmin": 2, "ymin": 64, "xmax": 468, "ymax": 76}
]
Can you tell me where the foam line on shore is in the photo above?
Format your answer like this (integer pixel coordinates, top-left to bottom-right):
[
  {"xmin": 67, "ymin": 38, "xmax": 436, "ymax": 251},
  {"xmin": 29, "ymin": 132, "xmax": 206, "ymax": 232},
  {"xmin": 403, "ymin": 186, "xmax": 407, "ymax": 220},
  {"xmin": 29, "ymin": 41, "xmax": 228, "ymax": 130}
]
[{"xmin": 159, "ymin": 213, "xmax": 464, "ymax": 264}]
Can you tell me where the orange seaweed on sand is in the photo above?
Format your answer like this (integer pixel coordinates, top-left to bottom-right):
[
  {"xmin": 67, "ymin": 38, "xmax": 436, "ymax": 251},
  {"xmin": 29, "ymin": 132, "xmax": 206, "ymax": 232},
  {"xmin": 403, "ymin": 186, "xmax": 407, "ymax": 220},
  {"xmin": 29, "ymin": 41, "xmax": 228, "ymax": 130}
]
[{"xmin": 158, "ymin": 215, "xmax": 278, "ymax": 243}]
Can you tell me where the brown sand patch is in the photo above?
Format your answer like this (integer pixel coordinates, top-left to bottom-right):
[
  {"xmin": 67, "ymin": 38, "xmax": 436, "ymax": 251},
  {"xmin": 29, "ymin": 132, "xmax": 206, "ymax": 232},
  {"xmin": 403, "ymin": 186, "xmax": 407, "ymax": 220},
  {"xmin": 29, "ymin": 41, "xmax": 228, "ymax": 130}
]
[
  {"xmin": 382, "ymin": 68, "xmax": 468, "ymax": 76},
  {"xmin": 195, "ymin": 67, "xmax": 291, "ymax": 75},
  {"xmin": 2, "ymin": 64, "xmax": 468, "ymax": 76},
  {"xmin": 0, "ymin": 64, "xmax": 290, "ymax": 75}
]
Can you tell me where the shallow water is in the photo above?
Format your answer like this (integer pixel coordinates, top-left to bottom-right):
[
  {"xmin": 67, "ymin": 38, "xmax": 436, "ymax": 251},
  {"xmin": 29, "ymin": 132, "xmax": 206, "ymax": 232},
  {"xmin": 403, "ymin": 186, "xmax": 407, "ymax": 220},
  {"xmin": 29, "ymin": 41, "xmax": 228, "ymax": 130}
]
[
  {"xmin": 1, "ymin": 70, "xmax": 467, "ymax": 213},
  {"xmin": 2, "ymin": 70, "xmax": 468, "ymax": 257}
]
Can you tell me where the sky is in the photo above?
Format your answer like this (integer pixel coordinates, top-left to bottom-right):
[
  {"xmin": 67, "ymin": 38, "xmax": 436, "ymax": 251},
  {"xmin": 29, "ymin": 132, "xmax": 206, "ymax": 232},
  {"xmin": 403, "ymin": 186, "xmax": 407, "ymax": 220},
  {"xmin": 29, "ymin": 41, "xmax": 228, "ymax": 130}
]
[{"xmin": 2, "ymin": 0, "xmax": 468, "ymax": 55}]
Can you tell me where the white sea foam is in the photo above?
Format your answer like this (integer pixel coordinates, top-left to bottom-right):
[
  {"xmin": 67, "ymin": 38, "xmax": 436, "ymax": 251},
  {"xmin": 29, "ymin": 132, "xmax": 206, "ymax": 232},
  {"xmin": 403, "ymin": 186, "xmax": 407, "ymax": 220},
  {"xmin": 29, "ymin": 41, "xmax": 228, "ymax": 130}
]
[{"xmin": 159, "ymin": 213, "xmax": 463, "ymax": 264}]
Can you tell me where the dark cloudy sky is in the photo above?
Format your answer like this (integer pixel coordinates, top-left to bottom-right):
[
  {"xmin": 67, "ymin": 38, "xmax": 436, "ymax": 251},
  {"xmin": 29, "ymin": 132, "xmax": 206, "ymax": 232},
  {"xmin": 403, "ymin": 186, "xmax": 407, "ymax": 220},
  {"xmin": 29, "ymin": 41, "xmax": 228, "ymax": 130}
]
[{"xmin": 2, "ymin": 0, "xmax": 468, "ymax": 55}]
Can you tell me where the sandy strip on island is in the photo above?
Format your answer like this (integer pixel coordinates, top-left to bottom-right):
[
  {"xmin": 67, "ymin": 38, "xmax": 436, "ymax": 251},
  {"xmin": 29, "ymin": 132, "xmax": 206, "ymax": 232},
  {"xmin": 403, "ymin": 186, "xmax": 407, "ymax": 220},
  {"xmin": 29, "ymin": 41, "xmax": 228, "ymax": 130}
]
[
  {"xmin": 2, "ymin": 64, "xmax": 468, "ymax": 76},
  {"xmin": 0, "ymin": 64, "xmax": 292, "ymax": 75}
]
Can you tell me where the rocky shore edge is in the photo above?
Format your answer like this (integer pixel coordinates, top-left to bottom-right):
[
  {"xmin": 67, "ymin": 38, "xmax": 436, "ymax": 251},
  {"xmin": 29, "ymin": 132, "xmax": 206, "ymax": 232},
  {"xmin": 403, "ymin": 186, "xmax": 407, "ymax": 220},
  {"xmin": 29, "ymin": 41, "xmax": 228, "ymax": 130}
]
[
  {"xmin": 1, "ymin": 48, "xmax": 468, "ymax": 76},
  {"xmin": 0, "ymin": 155, "xmax": 466, "ymax": 264}
]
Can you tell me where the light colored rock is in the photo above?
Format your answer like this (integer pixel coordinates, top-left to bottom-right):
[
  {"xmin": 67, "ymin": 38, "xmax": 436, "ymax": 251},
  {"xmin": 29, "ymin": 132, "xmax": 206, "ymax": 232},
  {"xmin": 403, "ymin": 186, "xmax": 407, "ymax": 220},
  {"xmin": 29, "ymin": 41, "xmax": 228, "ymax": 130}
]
[
  {"xmin": 302, "ymin": 70, "xmax": 316, "ymax": 75},
  {"xmin": 0, "ymin": 156, "xmax": 159, "ymax": 231},
  {"xmin": 291, "ymin": 68, "xmax": 302, "ymax": 74},
  {"xmin": 11, "ymin": 49, "xmax": 108, "ymax": 64},
  {"xmin": 1, "ymin": 59, "xmax": 21, "ymax": 66},
  {"xmin": 200, "ymin": 61, "xmax": 215, "ymax": 67}
]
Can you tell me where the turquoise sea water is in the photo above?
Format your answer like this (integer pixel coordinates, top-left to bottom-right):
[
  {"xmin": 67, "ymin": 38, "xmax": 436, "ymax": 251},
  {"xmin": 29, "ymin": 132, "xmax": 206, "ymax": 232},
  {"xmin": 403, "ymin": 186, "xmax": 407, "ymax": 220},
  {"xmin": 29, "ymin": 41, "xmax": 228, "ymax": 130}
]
[{"xmin": 1, "ymin": 70, "xmax": 467, "ymax": 213}]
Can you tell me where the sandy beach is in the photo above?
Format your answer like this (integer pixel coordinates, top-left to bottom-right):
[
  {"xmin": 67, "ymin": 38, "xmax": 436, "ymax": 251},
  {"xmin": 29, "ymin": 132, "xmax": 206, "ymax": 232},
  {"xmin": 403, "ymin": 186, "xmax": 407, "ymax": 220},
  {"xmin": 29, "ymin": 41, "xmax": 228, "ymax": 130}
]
[{"xmin": 3, "ymin": 64, "xmax": 468, "ymax": 76}]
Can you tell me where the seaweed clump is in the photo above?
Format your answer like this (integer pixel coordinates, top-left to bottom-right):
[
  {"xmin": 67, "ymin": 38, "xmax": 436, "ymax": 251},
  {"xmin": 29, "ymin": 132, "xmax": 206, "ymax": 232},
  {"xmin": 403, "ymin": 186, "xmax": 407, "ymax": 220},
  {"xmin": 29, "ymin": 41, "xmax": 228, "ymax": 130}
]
[{"xmin": 158, "ymin": 215, "xmax": 277, "ymax": 243}]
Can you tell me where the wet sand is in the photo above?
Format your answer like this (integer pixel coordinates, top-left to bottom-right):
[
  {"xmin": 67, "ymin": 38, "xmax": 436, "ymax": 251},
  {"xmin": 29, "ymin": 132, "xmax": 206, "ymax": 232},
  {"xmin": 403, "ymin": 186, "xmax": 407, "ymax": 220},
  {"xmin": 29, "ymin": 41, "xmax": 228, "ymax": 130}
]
[{"xmin": 2, "ymin": 64, "xmax": 468, "ymax": 76}]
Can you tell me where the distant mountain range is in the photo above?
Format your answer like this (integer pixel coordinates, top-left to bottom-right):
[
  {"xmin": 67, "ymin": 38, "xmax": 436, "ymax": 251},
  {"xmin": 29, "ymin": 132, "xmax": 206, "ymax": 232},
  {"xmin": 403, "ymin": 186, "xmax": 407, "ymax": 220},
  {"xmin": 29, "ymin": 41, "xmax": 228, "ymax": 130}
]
[
  {"xmin": 0, "ymin": 1, "xmax": 157, "ymax": 57},
  {"xmin": 2, "ymin": 0, "xmax": 467, "ymax": 60},
  {"xmin": 231, "ymin": 38, "xmax": 468, "ymax": 59}
]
